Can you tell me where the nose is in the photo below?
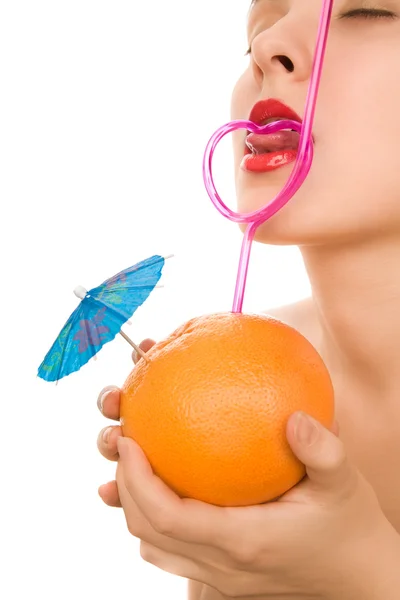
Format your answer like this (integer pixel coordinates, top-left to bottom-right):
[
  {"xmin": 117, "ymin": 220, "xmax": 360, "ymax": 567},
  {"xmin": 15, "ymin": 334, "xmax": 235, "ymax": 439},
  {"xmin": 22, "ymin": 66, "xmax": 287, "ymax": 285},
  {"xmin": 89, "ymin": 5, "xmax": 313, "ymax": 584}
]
[{"xmin": 250, "ymin": 17, "xmax": 314, "ymax": 85}]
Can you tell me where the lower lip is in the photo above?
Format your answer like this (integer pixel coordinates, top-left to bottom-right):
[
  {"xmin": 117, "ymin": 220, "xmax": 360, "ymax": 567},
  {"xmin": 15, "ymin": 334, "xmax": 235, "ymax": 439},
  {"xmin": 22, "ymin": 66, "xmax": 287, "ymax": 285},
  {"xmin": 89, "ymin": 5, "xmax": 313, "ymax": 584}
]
[{"xmin": 240, "ymin": 150, "xmax": 298, "ymax": 173}]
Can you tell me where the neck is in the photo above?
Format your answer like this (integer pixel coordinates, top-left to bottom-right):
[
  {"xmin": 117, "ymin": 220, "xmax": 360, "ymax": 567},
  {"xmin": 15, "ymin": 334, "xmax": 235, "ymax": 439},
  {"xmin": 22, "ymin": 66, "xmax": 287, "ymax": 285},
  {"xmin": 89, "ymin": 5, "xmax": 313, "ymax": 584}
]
[{"xmin": 300, "ymin": 235, "xmax": 400, "ymax": 397}]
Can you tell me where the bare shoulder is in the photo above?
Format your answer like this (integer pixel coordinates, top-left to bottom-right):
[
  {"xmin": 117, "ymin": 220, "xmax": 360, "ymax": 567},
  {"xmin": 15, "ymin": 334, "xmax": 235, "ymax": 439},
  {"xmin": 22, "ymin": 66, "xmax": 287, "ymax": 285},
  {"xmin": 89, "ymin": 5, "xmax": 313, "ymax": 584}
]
[{"xmin": 262, "ymin": 296, "xmax": 320, "ymax": 348}]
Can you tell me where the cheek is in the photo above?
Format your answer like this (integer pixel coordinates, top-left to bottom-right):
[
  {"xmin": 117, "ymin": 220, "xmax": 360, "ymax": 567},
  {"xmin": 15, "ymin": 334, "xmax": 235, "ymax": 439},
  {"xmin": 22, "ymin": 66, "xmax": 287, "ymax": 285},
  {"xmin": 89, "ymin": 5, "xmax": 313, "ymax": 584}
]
[
  {"xmin": 318, "ymin": 45, "xmax": 400, "ymax": 162},
  {"xmin": 317, "ymin": 77, "xmax": 400, "ymax": 200}
]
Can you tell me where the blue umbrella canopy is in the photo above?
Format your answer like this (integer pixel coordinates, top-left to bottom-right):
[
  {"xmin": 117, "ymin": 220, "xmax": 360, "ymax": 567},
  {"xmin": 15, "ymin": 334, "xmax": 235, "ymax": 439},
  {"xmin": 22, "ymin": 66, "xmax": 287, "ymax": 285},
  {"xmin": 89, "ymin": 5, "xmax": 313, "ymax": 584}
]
[{"xmin": 38, "ymin": 254, "xmax": 169, "ymax": 383}]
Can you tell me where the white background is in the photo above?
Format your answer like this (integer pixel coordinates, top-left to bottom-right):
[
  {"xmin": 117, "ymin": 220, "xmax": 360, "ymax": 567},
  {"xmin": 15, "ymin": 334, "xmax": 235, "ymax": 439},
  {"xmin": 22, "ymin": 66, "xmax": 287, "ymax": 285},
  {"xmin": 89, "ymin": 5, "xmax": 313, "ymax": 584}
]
[{"xmin": 1, "ymin": 1, "xmax": 310, "ymax": 599}]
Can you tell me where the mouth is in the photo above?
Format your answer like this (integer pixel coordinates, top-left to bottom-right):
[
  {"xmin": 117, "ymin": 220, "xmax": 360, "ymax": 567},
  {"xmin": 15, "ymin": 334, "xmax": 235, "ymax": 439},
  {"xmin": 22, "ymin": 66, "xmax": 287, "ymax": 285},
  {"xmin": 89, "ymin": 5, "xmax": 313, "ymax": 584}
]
[{"xmin": 241, "ymin": 98, "xmax": 305, "ymax": 174}]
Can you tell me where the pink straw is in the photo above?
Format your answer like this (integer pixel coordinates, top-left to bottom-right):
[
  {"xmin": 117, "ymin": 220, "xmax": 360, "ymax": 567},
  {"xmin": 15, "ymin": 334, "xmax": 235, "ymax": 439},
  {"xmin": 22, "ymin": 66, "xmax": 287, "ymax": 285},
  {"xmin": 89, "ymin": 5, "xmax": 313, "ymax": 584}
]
[{"xmin": 202, "ymin": 0, "xmax": 334, "ymax": 312}]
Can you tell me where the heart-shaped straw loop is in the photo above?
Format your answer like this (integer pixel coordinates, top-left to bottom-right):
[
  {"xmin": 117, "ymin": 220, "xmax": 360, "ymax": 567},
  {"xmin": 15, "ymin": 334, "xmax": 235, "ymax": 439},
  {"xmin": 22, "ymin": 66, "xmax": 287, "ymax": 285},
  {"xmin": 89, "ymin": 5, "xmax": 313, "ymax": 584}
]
[{"xmin": 202, "ymin": 0, "xmax": 334, "ymax": 313}]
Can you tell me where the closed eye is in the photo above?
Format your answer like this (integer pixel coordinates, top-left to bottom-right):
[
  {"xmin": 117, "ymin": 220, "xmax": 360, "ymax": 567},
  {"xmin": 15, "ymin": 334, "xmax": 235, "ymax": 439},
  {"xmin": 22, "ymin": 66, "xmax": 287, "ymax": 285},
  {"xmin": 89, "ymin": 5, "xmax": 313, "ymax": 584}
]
[
  {"xmin": 246, "ymin": 8, "xmax": 397, "ymax": 56},
  {"xmin": 339, "ymin": 8, "xmax": 397, "ymax": 19}
]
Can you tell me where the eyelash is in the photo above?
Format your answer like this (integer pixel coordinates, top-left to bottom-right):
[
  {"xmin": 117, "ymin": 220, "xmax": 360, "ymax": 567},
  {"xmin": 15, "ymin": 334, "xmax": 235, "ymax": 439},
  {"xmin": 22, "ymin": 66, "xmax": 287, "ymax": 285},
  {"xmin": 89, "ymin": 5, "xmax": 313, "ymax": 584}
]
[
  {"xmin": 339, "ymin": 7, "xmax": 397, "ymax": 20},
  {"xmin": 245, "ymin": 8, "xmax": 396, "ymax": 56}
]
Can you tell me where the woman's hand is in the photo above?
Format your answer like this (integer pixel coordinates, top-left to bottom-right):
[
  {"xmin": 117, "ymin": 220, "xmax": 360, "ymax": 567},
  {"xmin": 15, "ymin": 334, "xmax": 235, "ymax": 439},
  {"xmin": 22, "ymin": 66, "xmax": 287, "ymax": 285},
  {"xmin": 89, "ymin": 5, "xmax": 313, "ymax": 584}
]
[
  {"xmin": 114, "ymin": 412, "xmax": 398, "ymax": 599},
  {"xmin": 97, "ymin": 349, "xmax": 398, "ymax": 599},
  {"xmin": 96, "ymin": 338, "xmax": 155, "ymax": 508}
]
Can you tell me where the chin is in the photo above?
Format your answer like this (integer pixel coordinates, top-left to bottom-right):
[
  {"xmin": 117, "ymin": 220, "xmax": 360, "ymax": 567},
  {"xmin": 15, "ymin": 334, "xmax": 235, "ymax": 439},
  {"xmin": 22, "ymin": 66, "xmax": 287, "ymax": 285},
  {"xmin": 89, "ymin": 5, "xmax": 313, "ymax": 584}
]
[
  {"xmin": 234, "ymin": 149, "xmax": 400, "ymax": 247},
  {"xmin": 236, "ymin": 203, "xmax": 326, "ymax": 246},
  {"xmin": 234, "ymin": 174, "xmax": 324, "ymax": 246},
  {"xmin": 233, "ymin": 157, "xmax": 309, "ymax": 245},
  {"xmin": 237, "ymin": 197, "xmax": 400, "ymax": 248},
  {"xmin": 235, "ymin": 184, "xmax": 385, "ymax": 248}
]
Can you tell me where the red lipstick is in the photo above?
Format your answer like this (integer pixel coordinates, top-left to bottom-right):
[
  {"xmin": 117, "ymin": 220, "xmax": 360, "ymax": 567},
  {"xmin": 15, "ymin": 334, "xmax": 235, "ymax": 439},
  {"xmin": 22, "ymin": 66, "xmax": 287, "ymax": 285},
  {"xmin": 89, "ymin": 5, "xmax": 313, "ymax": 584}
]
[{"xmin": 241, "ymin": 98, "xmax": 303, "ymax": 174}]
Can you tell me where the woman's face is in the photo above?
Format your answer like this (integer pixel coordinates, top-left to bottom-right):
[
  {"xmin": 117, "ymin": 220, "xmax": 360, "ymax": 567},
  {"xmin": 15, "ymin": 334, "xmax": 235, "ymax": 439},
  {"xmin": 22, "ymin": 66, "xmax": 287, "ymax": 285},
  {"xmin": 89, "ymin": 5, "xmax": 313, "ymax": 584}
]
[{"xmin": 231, "ymin": 0, "xmax": 400, "ymax": 245}]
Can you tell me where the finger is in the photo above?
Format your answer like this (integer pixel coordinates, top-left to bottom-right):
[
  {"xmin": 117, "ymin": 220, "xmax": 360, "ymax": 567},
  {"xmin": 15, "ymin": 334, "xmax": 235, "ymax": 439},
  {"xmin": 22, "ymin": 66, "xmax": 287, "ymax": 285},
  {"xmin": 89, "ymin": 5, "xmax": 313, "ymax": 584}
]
[
  {"xmin": 97, "ymin": 425, "xmax": 122, "ymax": 461},
  {"xmin": 97, "ymin": 386, "xmax": 121, "ymax": 420},
  {"xmin": 287, "ymin": 412, "xmax": 357, "ymax": 493},
  {"xmin": 140, "ymin": 541, "xmax": 206, "ymax": 583},
  {"xmin": 98, "ymin": 480, "xmax": 122, "ymax": 507},
  {"xmin": 132, "ymin": 338, "xmax": 156, "ymax": 364},
  {"xmin": 117, "ymin": 468, "xmax": 228, "ymax": 567},
  {"xmin": 117, "ymin": 437, "xmax": 233, "ymax": 548}
]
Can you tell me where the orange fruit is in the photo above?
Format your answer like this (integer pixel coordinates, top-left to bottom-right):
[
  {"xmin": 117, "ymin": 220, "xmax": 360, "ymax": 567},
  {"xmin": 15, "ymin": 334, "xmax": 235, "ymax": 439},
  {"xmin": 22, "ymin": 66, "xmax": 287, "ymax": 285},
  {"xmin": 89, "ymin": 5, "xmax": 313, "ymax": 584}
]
[{"xmin": 120, "ymin": 312, "xmax": 334, "ymax": 506}]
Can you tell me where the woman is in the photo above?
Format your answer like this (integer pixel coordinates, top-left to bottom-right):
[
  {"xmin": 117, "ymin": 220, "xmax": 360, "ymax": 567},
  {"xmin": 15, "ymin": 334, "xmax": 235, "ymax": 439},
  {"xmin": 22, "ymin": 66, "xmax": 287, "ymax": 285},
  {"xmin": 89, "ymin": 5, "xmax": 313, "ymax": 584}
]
[{"xmin": 96, "ymin": 1, "xmax": 400, "ymax": 598}]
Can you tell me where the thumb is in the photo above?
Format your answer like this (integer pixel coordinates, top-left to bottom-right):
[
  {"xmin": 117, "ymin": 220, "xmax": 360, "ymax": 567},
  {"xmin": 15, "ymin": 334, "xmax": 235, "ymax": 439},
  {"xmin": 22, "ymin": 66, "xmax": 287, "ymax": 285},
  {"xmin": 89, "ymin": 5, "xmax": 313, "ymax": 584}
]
[{"xmin": 287, "ymin": 411, "xmax": 357, "ymax": 493}]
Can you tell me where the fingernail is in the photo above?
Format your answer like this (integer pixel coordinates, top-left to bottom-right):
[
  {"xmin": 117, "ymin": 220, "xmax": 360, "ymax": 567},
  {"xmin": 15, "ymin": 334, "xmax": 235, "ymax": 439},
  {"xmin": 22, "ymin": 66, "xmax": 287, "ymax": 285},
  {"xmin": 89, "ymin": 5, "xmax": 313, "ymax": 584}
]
[
  {"xmin": 102, "ymin": 427, "xmax": 112, "ymax": 444},
  {"xmin": 294, "ymin": 412, "xmax": 319, "ymax": 446},
  {"xmin": 97, "ymin": 388, "xmax": 115, "ymax": 413}
]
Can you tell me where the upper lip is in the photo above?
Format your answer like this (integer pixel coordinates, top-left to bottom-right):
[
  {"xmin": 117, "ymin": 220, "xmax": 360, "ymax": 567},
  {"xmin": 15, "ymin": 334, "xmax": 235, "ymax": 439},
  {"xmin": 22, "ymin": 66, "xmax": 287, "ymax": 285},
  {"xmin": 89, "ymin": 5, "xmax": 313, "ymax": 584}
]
[{"xmin": 248, "ymin": 98, "xmax": 303, "ymax": 127}]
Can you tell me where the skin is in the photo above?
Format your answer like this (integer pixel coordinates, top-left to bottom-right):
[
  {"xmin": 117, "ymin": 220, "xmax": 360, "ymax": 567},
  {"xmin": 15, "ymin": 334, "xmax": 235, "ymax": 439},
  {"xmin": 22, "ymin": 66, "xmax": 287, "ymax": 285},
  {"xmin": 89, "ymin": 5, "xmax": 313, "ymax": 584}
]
[{"xmin": 96, "ymin": 1, "xmax": 400, "ymax": 598}]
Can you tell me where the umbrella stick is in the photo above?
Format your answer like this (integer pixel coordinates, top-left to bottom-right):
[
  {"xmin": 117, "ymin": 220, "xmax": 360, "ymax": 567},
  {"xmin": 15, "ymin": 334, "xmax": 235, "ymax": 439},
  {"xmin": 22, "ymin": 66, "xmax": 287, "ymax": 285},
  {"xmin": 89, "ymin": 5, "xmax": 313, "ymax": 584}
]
[{"xmin": 119, "ymin": 330, "xmax": 149, "ymax": 362}]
